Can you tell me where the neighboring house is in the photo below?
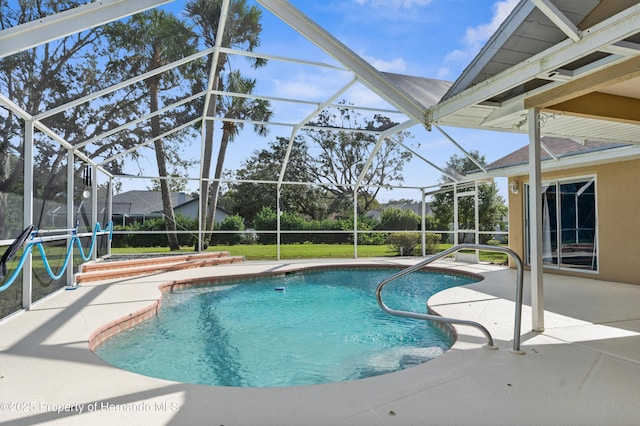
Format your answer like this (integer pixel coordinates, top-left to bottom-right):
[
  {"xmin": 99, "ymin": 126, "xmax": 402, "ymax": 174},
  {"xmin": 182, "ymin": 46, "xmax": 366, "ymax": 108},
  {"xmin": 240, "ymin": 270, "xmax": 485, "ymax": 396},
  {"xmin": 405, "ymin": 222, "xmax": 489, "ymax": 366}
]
[
  {"xmin": 485, "ymin": 136, "xmax": 640, "ymax": 285},
  {"xmin": 111, "ymin": 191, "xmax": 192, "ymax": 225},
  {"xmin": 173, "ymin": 198, "xmax": 232, "ymax": 224},
  {"xmin": 111, "ymin": 191, "xmax": 230, "ymax": 225}
]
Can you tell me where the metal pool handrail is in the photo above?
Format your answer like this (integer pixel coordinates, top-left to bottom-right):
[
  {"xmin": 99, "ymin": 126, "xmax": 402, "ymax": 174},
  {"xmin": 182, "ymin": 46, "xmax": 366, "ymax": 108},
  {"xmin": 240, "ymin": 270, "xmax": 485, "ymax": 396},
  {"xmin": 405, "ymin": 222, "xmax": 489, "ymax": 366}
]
[{"xmin": 375, "ymin": 243, "xmax": 525, "ymax": 353}]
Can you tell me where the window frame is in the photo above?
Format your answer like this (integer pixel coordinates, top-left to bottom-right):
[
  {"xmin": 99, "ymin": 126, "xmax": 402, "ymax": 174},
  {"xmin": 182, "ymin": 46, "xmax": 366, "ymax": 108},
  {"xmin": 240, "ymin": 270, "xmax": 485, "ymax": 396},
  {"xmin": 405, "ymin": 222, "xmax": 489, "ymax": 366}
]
[{"xmin": 524, "ymin": 175, "xmax": 599, "ymax": 274}]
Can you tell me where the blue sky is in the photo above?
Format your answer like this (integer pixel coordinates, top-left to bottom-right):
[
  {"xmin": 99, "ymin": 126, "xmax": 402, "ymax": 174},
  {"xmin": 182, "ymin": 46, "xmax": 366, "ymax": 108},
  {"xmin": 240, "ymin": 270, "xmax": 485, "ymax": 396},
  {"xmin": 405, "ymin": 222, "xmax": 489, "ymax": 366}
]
[{"xmin": 129, "ymin": 0, "xmax": 531, "ymax": 201}]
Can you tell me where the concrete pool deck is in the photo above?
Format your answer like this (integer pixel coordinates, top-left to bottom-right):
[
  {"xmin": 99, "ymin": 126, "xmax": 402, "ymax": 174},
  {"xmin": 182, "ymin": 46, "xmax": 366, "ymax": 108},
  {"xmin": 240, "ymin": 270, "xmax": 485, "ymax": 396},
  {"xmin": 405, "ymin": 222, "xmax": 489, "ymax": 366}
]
[{"xmin": 1, "ymin": 257, "xmax": 639, "ymax": 425}]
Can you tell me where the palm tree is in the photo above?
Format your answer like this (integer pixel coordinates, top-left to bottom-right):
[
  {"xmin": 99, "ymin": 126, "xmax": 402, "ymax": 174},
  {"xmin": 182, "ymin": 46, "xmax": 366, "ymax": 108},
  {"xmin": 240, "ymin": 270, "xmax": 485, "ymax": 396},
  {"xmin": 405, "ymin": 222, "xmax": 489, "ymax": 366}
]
[
  {"xmin": 203, "ymin": 71, "xmax": 273, "ymax": 242},
  {"xmin": 105, "ymin": 10, "xmax": 199, "ymax": 250},
  {"xmin": 185, "ymin": 0, "xmax": 268, "ymax": 248}
]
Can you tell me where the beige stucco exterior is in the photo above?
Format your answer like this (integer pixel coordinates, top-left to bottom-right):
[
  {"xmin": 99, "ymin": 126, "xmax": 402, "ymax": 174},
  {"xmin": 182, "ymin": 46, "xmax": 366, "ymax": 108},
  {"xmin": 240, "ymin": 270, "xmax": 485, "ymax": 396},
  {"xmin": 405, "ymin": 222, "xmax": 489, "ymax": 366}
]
[{"xmin": 507, "ymin": 158, "xmax": 640, "ymax": 285}]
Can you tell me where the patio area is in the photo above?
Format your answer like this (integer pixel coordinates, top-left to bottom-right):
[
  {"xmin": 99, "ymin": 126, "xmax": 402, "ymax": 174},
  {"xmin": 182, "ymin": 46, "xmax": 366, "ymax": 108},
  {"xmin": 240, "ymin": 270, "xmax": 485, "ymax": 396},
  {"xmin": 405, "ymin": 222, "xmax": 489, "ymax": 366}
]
[{"xmin": 1, "ymin": 258, "xmax": 639, "ymax": 425}]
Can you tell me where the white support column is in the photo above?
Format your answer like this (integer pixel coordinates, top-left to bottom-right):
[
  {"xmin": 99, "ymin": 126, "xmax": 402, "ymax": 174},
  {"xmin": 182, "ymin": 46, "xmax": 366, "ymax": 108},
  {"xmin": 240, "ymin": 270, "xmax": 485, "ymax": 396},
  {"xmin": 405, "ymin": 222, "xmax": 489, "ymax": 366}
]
[
  {"xmin": 474, "ymin": 181, "xmax": 480, "ymax": 262},
  {"xmin": 276, "ymin": 186, "xmax": 281, "ymax": 261},
  {"xmin": 353, "ymin": 189, "xmax": 358, "ymax": 259},
  {"xmin": 528, "ymin": 108, "xmax": 545, "ymax": 331},
  {"xmin": 197, "ymin": 123, "xmax": 205, "ymax": 253},
  {"xmin": 91, "ymin": 165, "xmax": 98, "ymax": 261},
  {"xmin": 22, "ymin": 120, "xmax": 34, "ymax": 309},
  {"xmin": 66, "ymin": 150, "xmax": 75, "ymax": 285},
  {"xmin": 107, "ymin": 176, "xmax": 113, "ymax": 256},
  {"xmin": 453, "ymin": 183, "xmax": 459, "ymax": 246},
  {"xmin": 421, "ymin": 189, "xmax": 426, "ymax": 257}
]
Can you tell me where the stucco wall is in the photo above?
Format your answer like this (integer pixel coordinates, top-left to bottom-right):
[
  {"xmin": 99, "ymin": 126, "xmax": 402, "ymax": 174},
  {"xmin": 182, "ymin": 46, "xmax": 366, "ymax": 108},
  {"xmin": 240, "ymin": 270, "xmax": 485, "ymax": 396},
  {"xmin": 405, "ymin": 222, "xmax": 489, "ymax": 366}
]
[{"xmin": 507, "ymin": 158, "xmax": 640, "ymax": 285}]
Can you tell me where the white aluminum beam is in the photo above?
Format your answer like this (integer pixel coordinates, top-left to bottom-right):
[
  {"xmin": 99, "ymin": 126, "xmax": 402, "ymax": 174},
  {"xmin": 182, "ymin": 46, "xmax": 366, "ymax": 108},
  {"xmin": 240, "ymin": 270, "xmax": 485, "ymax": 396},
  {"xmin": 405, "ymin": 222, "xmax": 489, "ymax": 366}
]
[
  {"xmin": 97, "ymin": 117, "xmax": 201, "ymax": 166},
  {"xmin": 257, "ymin": 0, "xmax": 426, "ymax": 123},
  {"xmin": 31, "ymin": 121, "xmax": 94, "ymax": 166},
  {"xmin": 0, "ymin": 0, "xmax": 174, "ymax": 58},
  {"xmin": 35, "ymin": 48, "xmax": 213, "ymax": 120},
  {"xmin": 200, "ymin": 0, "xmax": 230, "ymax": 127},
  {"xmin": 278, "ymin": 78, "xmax": 358, "ymax": 186},
  {"xmin": 430, "ymin": 2, "xmax": 640, "ymax": 123},
  {"xmin": 219, "ymin": 47, "xmax": 346, "ymax": 71},
  {"xmin": 435, "ymin": 126, "xmax": 487, "ymax": 173},
  {"xmin": 540, "ymin": 141, "xmax": 558, "ymax": 161},
  {"xmin": 76, "ymin": 91, "xmax": 206, "ymax": 149},
  {"xmin": 528, "ymin": 108, "xmax": 545, "ymax": 331},
  {"xmin": 354, "ymin": 119, "xmax": 418, "ymax": 190},
  {"xmin": 22, "ymin": 120, "xmax": 34, "ymax": 309},
  {"xmin": 391, "ymin": 135, "xmax": 459, "ymax": 183},
  {"xmin": 208, "ymin": 89, "xmax": 401, "ymax": 115},
  {"xmin": 532, "ymin": 0, "xmax": 581, "ymax": 42},
  {"xmin": 0, "ymin": 93, "xmax": 33, "ymax": 120},
  {"xmin": 481, "ymin": 51, "xmax": 630, "ymax": 128},
  {"xmin": 601, "ymin": 40, "xmax": 640, "ymax": 56},
  {"xmin": 448, "ymin": 0, "xmax": 536, "ymax": 97},
  {"xmin": 207, "ymin": 116, "xmax": 295, "ymax": 128},
  {"xmin": 66, "ymin": 149, "xmax": 74, "ymax": 285}
]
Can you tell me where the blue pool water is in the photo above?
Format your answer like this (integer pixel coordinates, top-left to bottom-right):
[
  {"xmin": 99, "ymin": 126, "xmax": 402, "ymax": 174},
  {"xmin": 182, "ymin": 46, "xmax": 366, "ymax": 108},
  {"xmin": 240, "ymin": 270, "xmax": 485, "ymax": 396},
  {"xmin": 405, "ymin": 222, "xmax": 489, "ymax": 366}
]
[{"xmin": 95, "ymin": 268, "xmax": 476, "ymax": 387}]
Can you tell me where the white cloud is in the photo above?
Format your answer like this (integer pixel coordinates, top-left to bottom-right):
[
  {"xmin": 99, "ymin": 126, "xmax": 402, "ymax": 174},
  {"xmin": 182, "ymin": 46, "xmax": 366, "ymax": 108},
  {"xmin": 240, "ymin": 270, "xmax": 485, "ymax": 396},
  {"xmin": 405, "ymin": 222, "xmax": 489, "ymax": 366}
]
[
  {"xmin": 364, "ymin": 55, "xmax": 408, "ymax": 73},
  {"xmin": 436, "ymin": 66, "xmax": 453, "ymax": 80},
  {"xmin": 444, "ymin": 0, "xmax": 519, "ymax": 65},
  {"xmin": 271, "ymin": 71, "xmax": 351, "ymax": 101},
  {"xmin": 273, "ymin": 79, "xmax": 327, "ymax": 100}
]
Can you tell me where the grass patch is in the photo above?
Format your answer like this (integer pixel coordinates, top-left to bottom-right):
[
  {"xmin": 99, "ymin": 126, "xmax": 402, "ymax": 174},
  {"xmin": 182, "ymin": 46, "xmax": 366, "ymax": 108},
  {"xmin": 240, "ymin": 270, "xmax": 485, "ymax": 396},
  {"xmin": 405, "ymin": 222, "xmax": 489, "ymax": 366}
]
[
  {"xmin": 110, "ymin": 243, "xmax": 508, "ymax": 263},
  {"xmin": 111, "ymin": 244, "xmax": 396, "ymax": 260}
]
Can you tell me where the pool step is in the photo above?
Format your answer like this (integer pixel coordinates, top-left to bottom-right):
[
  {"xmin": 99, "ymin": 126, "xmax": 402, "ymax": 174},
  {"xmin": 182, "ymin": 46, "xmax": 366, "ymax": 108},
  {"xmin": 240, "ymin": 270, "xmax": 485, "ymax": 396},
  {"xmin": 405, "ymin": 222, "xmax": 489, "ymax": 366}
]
[{"xmin": 75, "ymin": 252, "xmax": 244, "ymax": 284}]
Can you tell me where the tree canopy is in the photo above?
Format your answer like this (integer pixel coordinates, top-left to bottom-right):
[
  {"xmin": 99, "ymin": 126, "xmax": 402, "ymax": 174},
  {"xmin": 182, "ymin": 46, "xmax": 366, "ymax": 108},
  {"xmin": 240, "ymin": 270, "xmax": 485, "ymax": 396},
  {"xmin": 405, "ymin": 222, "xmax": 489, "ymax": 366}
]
[
  {"xmin": 221, "ymin": 136, "xmax": 331, "ymax": 225},
  {"xmin": 221, "ymin": 106, "xmax": 416, "ymax": 224},
  {"xmin": 303, "ymin": 106, "xmax": 414, "ymax": 214},
  {"xmin": 105, "ymin": 9, "xmax": 201, "ymax": 250},
  {"xmin": 430, "ymin": 151, "xmax": 507, "ymax": 243}
]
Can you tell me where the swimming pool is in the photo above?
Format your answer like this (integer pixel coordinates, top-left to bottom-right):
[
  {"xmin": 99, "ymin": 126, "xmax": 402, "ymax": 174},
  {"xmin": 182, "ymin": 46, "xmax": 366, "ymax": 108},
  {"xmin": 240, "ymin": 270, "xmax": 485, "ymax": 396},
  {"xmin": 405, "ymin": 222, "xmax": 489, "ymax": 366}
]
[{"xmin": 95, "ymin": 268, "xmax": 477, "ymax": 387}]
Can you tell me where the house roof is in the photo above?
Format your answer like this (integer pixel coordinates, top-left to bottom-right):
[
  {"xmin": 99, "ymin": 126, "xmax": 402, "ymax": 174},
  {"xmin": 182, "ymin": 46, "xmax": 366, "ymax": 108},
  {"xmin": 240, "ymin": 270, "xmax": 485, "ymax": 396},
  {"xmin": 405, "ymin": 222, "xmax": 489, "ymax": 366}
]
[
  {"xmin": 429, "ymin": 0, "xmax": 640, "ymax": 145},
  {"xmin": 443, "ymin": 0, "xmax": 602, "ymax": 101},
  {"xmin": 486, "ymin": 136, "xmax": 632, "ymax": 171},
  {"xmin": 111, "ymin": 191, "xmax": 192, "ymax": 216}
]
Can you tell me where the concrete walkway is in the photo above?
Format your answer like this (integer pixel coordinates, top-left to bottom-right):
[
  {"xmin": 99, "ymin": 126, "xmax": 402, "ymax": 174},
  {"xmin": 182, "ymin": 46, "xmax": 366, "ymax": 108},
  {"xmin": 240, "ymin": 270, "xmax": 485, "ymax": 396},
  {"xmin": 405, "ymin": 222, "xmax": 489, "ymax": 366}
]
[{"xmin": 1, "ymin": 258, "xmax": 639, "ymax": 425}]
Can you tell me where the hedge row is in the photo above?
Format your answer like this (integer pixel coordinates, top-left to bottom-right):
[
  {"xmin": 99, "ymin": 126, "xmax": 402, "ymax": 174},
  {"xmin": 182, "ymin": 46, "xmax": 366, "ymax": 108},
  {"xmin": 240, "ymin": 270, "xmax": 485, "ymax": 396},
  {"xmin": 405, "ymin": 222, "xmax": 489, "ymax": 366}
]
[{"xmin": 112, "ymin": 207, "xmax": 434, "ymax": 247}]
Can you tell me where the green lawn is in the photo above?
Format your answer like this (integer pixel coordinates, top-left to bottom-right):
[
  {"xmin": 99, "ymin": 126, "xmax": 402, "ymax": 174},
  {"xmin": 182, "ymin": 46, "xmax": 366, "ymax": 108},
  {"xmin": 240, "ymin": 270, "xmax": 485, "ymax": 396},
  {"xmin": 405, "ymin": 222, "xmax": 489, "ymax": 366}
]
[{"xmin": 111, "ymin": 243, "xmax": 508, "ymax": 263}]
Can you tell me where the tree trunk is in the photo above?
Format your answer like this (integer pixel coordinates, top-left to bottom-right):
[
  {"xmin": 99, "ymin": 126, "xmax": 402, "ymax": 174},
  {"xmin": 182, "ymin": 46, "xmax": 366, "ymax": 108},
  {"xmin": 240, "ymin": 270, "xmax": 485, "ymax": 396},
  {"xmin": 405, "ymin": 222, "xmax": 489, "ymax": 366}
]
[
  {"xmin": 0, "ymin": 147, "xmax": 11, "ymax": 237},
  {"xmin": 198, "ymin": 73, "xmax": 219, "ymax": 250},
  {"xmin": 150, "ymin": 82, "xmax": 180, "ymax": 251},
  {"xmin": 204, "ymin": 123, "xmax": 232, "ymax": 246}
]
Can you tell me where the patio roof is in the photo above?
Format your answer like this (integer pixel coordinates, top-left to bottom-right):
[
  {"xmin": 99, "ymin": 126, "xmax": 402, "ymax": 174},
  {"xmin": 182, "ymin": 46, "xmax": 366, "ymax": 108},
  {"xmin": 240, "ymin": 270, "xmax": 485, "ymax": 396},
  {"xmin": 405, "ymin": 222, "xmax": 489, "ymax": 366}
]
[{"xmin": 428, "ymin": 0, "xmax": 640, "ymax": 144}]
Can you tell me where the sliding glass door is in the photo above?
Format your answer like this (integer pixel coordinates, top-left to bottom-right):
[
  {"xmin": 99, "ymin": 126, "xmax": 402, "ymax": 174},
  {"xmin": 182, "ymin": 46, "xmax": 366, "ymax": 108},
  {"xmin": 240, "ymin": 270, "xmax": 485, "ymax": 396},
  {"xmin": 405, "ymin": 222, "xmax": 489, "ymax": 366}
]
[{"xmin": 525, "ymin": 177, "xmax": 598, "ymax": 272}]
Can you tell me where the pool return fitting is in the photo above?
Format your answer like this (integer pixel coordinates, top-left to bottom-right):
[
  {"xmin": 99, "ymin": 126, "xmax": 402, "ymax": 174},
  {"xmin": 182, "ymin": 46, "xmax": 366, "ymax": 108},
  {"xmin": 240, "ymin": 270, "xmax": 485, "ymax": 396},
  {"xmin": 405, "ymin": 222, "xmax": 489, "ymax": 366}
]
[{"xmin": 376, "ymin": 243, "xmax": 525, "ymax": 354}]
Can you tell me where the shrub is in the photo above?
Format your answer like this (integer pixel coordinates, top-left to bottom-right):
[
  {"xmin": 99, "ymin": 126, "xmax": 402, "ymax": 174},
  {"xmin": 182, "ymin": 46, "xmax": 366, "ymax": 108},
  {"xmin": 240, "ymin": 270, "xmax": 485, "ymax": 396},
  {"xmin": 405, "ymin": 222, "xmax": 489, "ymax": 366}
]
[
  {"xmin": 424, "ymin": 233, "xmax": 442, "ymax": 255},
  {"xmin": 486, "ymin": 238, "xmax": 501, "ymax": 246},
  {"xmin": 111, "ymin": 214, "xmax": 197, "ymax": 248},
  {"xmin": 253, "ymin": 206, "xmax": 277, "ymax": 244},
  {"xmin": 386, "ymin": 232, "xmax": 421, "ymax": 256},
  {"xmin": 352, "ymin": 215, "xmax": 386, "ymax": 245},
  {"xmin": 378, "ymin": 208, "xmax": 420, "ymax": 230},
  {"xmin": 211, "ymin": 214, "xmax": 245, "ymax": 245}
]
